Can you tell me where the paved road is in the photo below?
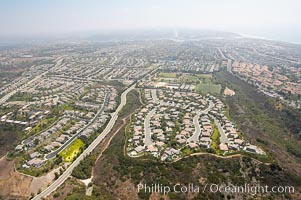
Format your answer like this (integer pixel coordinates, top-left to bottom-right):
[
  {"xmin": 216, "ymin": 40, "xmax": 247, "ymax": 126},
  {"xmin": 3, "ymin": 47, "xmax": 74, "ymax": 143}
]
[
  {"xmin": 212, "ymin": 117, "xmax": 229, "ymax": 144},
  {"xmin": 33, "ymin": 84, "xmax": 136, "ymax": 200},
  {"xmin": 151, "ymin": 89, "xmax": 159, "ymax": 104},
  {"xmin": 227, "ymin": 59, "xmax": 232, "ymax": 73},
  {"xmin": 252, "ymin": 48, "xmax": 301, "ymax": 64},
  {"xmin": 51, "ymin": 75, "xmax": 104, "ymax": 83},
  {"xmin": 143, "ymin": 89, "xmax": 159, "ymax": 146},
  {"xmin": 217, "ymin": 48, "xmax": 227, "ymax": 60},
  {"xmin": 188, "ymin": 100, "xmax": 214, "ymax": 143},
  {"xmin": 144, "ymin": 108, "xmax": 156, "ymax": 146},
  {"xmin": 0, "ymin": 58, "xmax": 64, "ymax": 105},
  {"xmin": 45, "ymin": 93, "xmax": 109, "ymax": 159},
  {"xmin": 200, "ymin": 101, "xmax": 214, "ymax": 114},
  {"xmin": 187, "ymin": 112, "xmax": 201, "ymax": 143}
]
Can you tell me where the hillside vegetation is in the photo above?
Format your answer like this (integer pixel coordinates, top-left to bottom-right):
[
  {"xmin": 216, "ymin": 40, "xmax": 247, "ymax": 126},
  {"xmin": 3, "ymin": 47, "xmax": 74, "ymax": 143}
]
[
  {"xmin": 214, "ymin": 71, "xmax": 301, "ymax": 175},
  {"xmin": 91, "ymin": 84, "xmax": 301, "ymax": 200}
]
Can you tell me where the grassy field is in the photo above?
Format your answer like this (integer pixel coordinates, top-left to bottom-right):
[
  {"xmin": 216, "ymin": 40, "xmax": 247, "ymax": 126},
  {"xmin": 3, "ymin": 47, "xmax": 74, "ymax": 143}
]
[
  {"xmin": 60, "ymin": 138, "xmax": 84, "ymax": 162},
  {"xmin": 195, "ymin": 83, "xmax": 221, "ymax": 95},
  {"xmin": 192, "ymin": 73, "xmax": 221, "ymax": 95},
  {"xmin": 147, "ymin": 64, "xmax": 158, "ymax": 70},
  {"xmin": 30, "ymin": 116, "xmax": 57, "ymax": 136},
  {"xmin": 181, "ymin": 74, "xmax": 199, "ymax": 83},
  {"xmin": 211, "ymin": 122, "xmax": 221, "ymax": 155},
  {"xmin": 158, "ymin": 72, "xmax": 177, "ymax": 78},
  {"xmin": 196, "ymin": 74, "xmax": 212, "ymax": 84}
]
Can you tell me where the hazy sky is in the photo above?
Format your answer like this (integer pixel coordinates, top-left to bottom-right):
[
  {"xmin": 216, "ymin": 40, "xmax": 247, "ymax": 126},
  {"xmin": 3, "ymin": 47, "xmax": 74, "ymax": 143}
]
[{"xmin": 1, "ymin": 0, "xmax": 301, "ymax": 43}]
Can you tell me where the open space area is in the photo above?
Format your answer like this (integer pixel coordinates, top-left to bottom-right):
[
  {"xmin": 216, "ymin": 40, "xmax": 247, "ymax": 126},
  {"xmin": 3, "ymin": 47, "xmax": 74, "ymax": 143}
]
[
  {"xmin": 0, "ymin": 28, "xmax": 300, "ymax": 200},
  {"xmin": 158, "ymin": 72, "xmax": 178, "ymax": 78},
  {"xmin": 59, "ymin": 139, "xmax": 85, "ymax": 162},
  {"xmin": 195, "ymin": 83, "xmax": 222, "ymax": 95}
]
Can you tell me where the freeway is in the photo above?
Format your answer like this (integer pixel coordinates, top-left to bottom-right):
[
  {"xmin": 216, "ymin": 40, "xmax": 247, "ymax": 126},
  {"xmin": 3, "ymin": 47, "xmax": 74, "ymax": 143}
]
[
  {"xmin": 45, "ymin": 93, "xmax": 109, "ymax": 159},
  {"xmin": 33, "ymin": 84, "xmax": 136, "ymax": 200}
]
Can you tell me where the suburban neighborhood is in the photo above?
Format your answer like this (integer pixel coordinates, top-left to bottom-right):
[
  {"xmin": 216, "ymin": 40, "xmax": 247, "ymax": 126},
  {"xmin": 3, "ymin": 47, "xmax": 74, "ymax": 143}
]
[{"xmin": 126, "ymin": 72, "xmax": 265, "ymax": 161}]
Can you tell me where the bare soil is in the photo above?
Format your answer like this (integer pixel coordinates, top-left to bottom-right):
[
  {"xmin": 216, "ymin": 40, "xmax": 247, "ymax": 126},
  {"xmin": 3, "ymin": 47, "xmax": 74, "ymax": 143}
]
[{"xmin": 0, "ymin": 156, "xmax": 66, "ymax": 199}]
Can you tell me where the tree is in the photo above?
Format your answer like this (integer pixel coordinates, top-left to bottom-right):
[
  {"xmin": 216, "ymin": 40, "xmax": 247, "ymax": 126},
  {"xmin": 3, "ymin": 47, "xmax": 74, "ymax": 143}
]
[{"xmin": 54, "ymin": 172, "xmax": 59, "ymax": 180}]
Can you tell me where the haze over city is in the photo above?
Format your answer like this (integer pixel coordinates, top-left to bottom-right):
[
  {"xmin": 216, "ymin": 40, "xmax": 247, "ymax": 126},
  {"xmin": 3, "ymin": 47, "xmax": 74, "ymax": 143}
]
[
  {"xmin": 1, "ymin": 0, "xmax": 301, "ymax": 43},
  {"xmin": 0, "ymin": 1, "xmax": 301, "ymax": 199}
]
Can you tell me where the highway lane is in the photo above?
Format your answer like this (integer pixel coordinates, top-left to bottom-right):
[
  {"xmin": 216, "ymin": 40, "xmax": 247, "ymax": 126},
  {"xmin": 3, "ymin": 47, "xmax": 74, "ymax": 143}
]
[{"xmin": 33, "ymin": 84, "xmax": 136, "ymax": 200}]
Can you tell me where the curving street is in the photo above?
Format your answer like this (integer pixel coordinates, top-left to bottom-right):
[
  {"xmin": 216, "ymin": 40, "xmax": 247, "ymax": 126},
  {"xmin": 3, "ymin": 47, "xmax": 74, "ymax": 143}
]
[
  {"xmin": 187, "ymin": 112, "xmax": 201, "ymax": 143},
  {"xmin": 144, "ymin": 89, "xmax": 159, "ymax": 146},
  {"xmin": 45, "ymin": 93, "xmax": 109, "ymax": 159},
  {"xmin": 33, "ymin": 84, "xmax": 136, "ymax": 200},
  {"xmin": 151, "ymin": 89, "xmax": 159, "ymax": 104},
  {"xmin": 212, "ymin": 116, "xmax": 229, "ymax": 144},
  {"xmin": 188, "ymin": 100, "xmax": 214, "ymax": 143},
  {"xmin": 144, "ymin": 108, "xmax": 156, "ymax": 146}
]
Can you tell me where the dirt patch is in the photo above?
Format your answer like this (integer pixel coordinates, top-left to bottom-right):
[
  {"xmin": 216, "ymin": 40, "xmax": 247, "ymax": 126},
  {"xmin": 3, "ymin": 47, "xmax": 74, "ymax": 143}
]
[
  {"xmin": 28, "ymin": 165, "xmax": 65, "ymax": 195},
  {"xmin": 150, "ymin": 192, "xmax": 169, "ymax": 200},
  {"xmin": 46, "ymin": 178, "xmax": 84, "ymax": 200},
  {"xmin": 0, "ymin": 156, "xmax": 67, "ymax": 199},
  {"xmin": 0, "ymin": 156, "xmax": 14, "ymax": 180},
  {"xmin": 0, "ymin": 157, "xmax": 33, "ymax": 199},
  {"xmin": 114, "ymin": 179, "xmax": 139, "ymax": 200}
]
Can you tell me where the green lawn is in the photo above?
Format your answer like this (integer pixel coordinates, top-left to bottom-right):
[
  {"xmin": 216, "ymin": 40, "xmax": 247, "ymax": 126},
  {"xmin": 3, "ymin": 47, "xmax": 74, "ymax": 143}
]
[
  {"xmin": 30, "ymin": 116, "xmax": 57, "ymax": 136},
  {"xmin": 148, "ymin": 64, "xmax": 158, "ymax": 70},
  {"xmin": 196, "ymin": 74, "xmax": 212, "ymax": 84},
  {"xmin": 181, "ymin": 75, "xmax": 199, "ymax": 83},
  {"xmin": 211, "ymin": 122, "xmax": 221, "ymax": 155},
  {"xmin": 195, "ymin": 83, "xmax": 221, "ymax": 95},
  {"xmin": 159, "ymin": 72, "xmax": 177, "ymax": 78},
  {"xmin": 59, "ymin": 138, "xmax": 84, "ymax": 162}
]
